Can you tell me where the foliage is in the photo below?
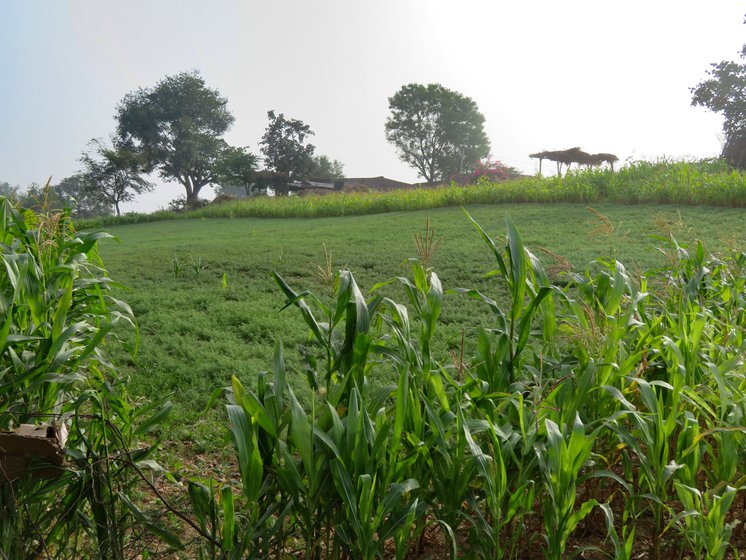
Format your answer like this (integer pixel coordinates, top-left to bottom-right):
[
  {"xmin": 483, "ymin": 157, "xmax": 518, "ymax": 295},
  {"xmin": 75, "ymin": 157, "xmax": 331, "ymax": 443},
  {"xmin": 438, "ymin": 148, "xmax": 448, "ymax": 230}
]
[
  {"xmin": 0, "ymin": 198, "xmax": 175, "ymax": 558},
  {"xmin": 54, "ymin": 174, "xmax": 114, "ymax": 219},
  {"xmin": 0, "ymin": 182, "xmax": 20, "ymax": 202},
  {"xmin": 385, "ymin": 83, "xmax": 490, "ymax": 182},
  {"xmin": 166, "ymin": 194, "xmax": 209, "ymax": 212},
  {"xmin": 80, "ymin": 138, "xmax": 153, "ymax": 216},
  {"xmin": 18, "ymin": 178, "xmax": 112, "ymax": 219},
  {"xmin": 691, "ymin": 34, "xmax": 746, "ymax": 169},
  {"xmin": 309, "ymin": 154, "xmax": 345, "ymax": 179},
  {"xmin": 115, "ymin": 70, "xmax": 234, "ymax": 208},
  {"xmin": 214, "ymin": 145, "xmax": 259, "ymax": 197},
  {"xmin": 17, "ymin": 182, "xmax": 65, "ymax": 214},
  {"xmin": 259, "ymin": 110, "xmax": 316, "ymax": 183},
  {"xmin": 13, "ymin": 178, "xmax": 111, "ymax": 219},
  {"xmin": 94, "ymin": 201, "xmax": 746, "ymax": 450},
  {"xmin": 185, "ymin": 159, "xmax": 745, "ymax": 220}
]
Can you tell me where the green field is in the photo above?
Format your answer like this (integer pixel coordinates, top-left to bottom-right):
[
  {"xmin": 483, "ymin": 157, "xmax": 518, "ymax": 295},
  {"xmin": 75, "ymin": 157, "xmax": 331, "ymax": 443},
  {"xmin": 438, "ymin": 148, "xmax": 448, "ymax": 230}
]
[
  {"xmin": 99, "ymin": 202, "xmax": 746, "ymax": 444},
  {"xmin": 4, "ymin": 180, "xmax": 745, "ymax": 558}
]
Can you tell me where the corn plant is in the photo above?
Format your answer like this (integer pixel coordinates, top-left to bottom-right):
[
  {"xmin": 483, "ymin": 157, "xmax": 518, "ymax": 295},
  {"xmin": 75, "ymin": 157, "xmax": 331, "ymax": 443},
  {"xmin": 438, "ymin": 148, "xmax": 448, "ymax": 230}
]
[
  {"xmin": 163, "ymin": 160, "xmax": 746, "ymax": 222},
  {"xmin": 275, "ymin": 268, "xmax": 376, "ymax": 406},
  {"xmin": 600, "ymin": 503, "xmax": 635, "ymax": 560},
  {"xmin": 420, "ymin": 398, "xmax": 474, "ymax": 549},
  {"xmin": 535, "ymin": 415, "xmax": 598, "ymax": 560},
  {"xmin": 463, "ymin": 411, "xmax": 535, "ymax": 560},
  {"xmin": 318, "ymin": 385, "xmax": 421, "ymax": 560},
  {"xmin": 458, "ymin": 212, "xmax": 555, "ymax": 391},
  {"xmin": 605, "ymin": 378, "xmax": 684, "ymax": 558},
  {"xmin": 673, "ymin": 484, "xmax": 740, "ymax": 560},
  {"xmin": 0, "ymin": 200, "xmax": 129, "ymax": 427},
  {"xmin": 0, "ymin": 198, "xmax": 176, "ymax": 558},
  {"xmin": 558, "ymin": 257, "xmax": 651, "ymax": 422}
]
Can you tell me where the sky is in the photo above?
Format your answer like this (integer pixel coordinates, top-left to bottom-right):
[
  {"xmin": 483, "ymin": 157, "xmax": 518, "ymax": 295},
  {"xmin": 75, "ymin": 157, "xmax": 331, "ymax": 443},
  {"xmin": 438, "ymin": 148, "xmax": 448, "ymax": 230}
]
[{"xmin": 1, "ymin": 1, "xmax": 744, "ymax": 212}]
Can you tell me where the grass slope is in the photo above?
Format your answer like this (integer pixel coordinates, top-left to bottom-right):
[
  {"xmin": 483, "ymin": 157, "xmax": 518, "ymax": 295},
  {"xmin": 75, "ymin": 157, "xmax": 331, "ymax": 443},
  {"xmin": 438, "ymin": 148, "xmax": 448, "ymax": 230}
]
[{"xmin": 99, "ymin": 203, "xmax": 746, "ymax": 445}]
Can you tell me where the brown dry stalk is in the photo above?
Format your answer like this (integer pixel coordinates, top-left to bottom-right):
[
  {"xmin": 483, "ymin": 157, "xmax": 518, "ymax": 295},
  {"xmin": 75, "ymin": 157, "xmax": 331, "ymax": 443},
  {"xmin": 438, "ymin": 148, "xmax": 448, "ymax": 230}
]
[
  {"xmin": 586, "ymin": 206, "xmax": 615, "ymax": 236},
  {"xmin": 538, "ymin": 247, "xmax": 572, "ymax": 276}
]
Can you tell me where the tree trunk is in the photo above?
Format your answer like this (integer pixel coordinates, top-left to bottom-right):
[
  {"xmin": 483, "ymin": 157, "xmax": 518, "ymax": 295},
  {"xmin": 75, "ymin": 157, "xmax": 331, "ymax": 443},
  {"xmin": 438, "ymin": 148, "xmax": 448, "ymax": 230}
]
[
  {"xmin": 115, "ymin": 201, "xmax": 121, "ymax": 216},
  {"xmin": 186, "ymin": 190, "xmax": 201, "ymax": 209},
  {"xmin": 185, "ymin": 176, "xmax": 204, "ymax": 208}
]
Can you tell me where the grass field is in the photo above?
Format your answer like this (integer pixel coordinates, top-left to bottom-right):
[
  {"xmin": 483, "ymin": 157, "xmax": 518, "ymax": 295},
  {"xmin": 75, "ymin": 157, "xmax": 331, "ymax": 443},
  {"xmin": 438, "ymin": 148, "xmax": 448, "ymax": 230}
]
[{"xmin": 98, "ymin": 202, "xmax": 746, "ymax": 446}]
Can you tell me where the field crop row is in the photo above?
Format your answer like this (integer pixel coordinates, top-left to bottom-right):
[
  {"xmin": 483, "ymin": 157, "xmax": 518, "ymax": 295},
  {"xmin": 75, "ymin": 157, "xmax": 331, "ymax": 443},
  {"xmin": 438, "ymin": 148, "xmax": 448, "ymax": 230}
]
[{"xmin": 78, "ymin": 159, "xmax": 746, "ymax": 229}]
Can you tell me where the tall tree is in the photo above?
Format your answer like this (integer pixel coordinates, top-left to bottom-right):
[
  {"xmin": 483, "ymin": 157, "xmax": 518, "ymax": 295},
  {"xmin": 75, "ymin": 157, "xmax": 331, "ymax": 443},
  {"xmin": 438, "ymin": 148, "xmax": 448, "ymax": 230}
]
[
  {"xmin": 0, "ymin": 182, "xmax": 20, "ymax": 202},
  {"xmin": 55, "ymin": 174, "xmax": 114, "ymax": 218},
  {"xmin": 259, "ymin": 111, "xmax": 316, "ymax": 182},
  {"xmin": 214, "ymin": 146, "xmax": 259, "ymax": 196},
  {"xmin": 115, "ymin": 71, "xmax": 234, "ymax": 207},
  {"xmin": 80, "ymin": 139, "xmax": 153, "ymax": 216},
  {"xmin": 18, "ymin": 182, "xmax": 63, "ymax": 213},
  {"xmin": 308, "ymin": 155, "xmax": 345, "ymax": 179},
  {"xmin": 691, "ymin": 23, "xmax": 746, "ymax": 169},
  {"xmin": 385, "ymin": 83, "xmax": 490, "ymax": 182}
]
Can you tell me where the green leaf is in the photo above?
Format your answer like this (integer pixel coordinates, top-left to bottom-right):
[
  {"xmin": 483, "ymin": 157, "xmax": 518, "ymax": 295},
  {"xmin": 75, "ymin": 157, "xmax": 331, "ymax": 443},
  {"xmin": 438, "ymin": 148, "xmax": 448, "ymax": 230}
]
[
  {"xmin": 134, "ymin": 401, "xmax": 173, "ymax": 436},
  {"xmin": 120, "ymin": 492, "xmax": 183, "ymax": 550},
  {"xmin": 514, "ymin": 286, "xmax": 551, "ymax": 357},
  {"xmin": 463, "ymin": 208, "xmax": 508, "ymax": 278},
  {"xmin": 221, "ymin": 486, "xmax": 235, "ymax": 551},
  {"xmin": 288, "ymin": 387, "xmax": 313, "ymax": 471},
  {"xmin": 505, "ymin": 215, "xmax": 528, "ymax": 321},
  {"xmin": 238, "ymin": 391, "xmax": 276, "ymax": 438},
  {"xmin": 226, "ymin": 404, "xmax": 263, "ymax": 502},
  {"xmin": 564, "ymin": 498, "xmax": 598, "ymax": 544}
]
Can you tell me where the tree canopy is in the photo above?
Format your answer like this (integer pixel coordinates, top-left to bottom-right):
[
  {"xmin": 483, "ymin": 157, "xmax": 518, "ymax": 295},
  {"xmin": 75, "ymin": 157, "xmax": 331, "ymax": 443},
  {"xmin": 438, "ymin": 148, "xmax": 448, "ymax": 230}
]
[
  {"xmin": 55, "ymin": 174, "xmax": 115, "ymax": 218},
  {"xmin": 385, "ymin": 83, "xmax": 490, "ymax": 182},
  {"xmin": 115, "ymin": 71, "xmax": 234, "ymax": 207},
  {"xmin": 691, "ymin": 38, "xmax": 746, "ymax": 169},
  {"xmin": 17, "ymin": 182, "xmax": 63, "ymax": 213},
  {"xmin": 80, "ymin": 139, "xmax": 153, "ymax": 216},
  {"xmin": 309, "ymin": 155, "xmax": 344, "ymax": 179},
  {"xmin": 0, "ymin": 182, "xmax": 20, "ymax": 202},
  {"xmin": 15, "ymin": 177, "xmax": 111, "ymax": 219},
  {"xmin": 214, "ymin": 146, "xmax": 259, "ymax": 196},
  {"xmin": 259, "ymin": 110, "xmax": 316, "ymax": 182}
]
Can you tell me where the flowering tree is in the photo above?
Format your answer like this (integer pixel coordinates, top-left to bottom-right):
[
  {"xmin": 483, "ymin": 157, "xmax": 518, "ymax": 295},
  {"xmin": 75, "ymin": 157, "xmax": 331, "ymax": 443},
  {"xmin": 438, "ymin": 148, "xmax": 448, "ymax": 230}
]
[{"xmin": 465, "ymin": 156, "xmax": 521, "ymax": 183}]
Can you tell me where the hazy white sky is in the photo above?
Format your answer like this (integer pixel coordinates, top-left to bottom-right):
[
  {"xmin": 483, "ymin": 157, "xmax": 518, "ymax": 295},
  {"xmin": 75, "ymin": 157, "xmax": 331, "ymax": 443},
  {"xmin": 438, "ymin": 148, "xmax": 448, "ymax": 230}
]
[{"xmin": 1, "ymin": 1, "xmax": 743, "ymax": 212}]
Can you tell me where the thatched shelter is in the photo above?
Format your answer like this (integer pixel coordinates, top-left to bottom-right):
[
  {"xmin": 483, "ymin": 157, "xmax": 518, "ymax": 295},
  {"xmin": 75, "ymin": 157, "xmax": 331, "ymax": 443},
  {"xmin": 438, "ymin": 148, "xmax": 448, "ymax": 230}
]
[{"xmin": 530, "ymin": 148, "xmax": 619, "ymax": 174}]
